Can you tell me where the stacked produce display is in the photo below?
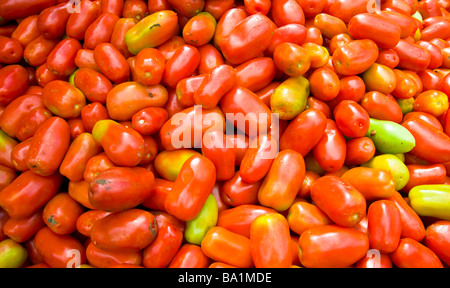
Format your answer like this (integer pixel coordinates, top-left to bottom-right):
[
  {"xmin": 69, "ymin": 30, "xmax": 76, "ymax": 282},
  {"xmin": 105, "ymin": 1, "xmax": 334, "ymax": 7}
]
[{"xmin": 0, "ymin": 0, "xmax": 449, "ymax": 268}]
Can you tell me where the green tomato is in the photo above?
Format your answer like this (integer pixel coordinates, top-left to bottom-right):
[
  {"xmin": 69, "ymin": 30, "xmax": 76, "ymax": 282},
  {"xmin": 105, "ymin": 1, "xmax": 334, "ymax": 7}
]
[
  {"xmin": 362, "ymin": 154, "xmax": 409, "ymax": 191},
  {"xmin": 397, "ymin": 98, "xmax": 415, "ymax": 115},
  {"xmin": 0, "ymin": 239, "xmax": 28, "ymax": 268},
  {"xmin": 184, "ymin": 194, "xmax": 218, "ymax": 245},
  {"xmin": 366, "ymin": 118, "xmax": 415, "ymax": 154}
]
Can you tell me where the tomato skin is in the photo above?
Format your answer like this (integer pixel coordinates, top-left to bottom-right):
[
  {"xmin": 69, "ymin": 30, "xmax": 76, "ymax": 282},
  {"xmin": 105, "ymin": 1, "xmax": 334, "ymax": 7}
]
[
  {"xmin": 239, "ymin": 134, "xmax": 276, "ymax": 184},
  {"xmin": 414, "ymin": 90, "xmax": 449, "ymax": 118},
  {"xmin": 287, "ymin": 201, "xmax": 332, "ymax": 236},
  {"xmin": 424, "ymin": 221, "xmax": 450, "ymax": 266},
  {"xmin": 220, "ymin": 14, "xmax": 275, "ymax": 65},
  {"xmin": 94, "ymin": 43, "xmax": 130, "ymax": 83},
  {"xmin": 243, "ymin": 0, "xmax": 271, "ymax": 15},
  {"xmin": 0, "ymin": 165, "xmax": 16, "ymax": 191},
  {"xmin": 402, "ymin": 118, "xmax": 450, "ymax": 164},
  {"xmin": 122, "ymin": 0, "xmax": 148, "ymax": 21},
  {"xmin": 333, "ymin": 100, "xmax": 370, "ymax": 138},
  {"xmin": 37, "ymin": 2, "xmax": 70, "ymax": 40},
  {"xmin": 23, "ymin": 35, "xmax": 58, "ymax": 67},
  {"xmin": 11, "ymin": 15, "xmax": 40, "ymax": 48},
  {"xmin": 0, "ymin": 65, "xmax": 29, "ymax": 106},
  {"xmin": 258, "ymin": 149, "xmax": 306, "ymax": 212},
  {"xmin": 169, "ymin": 243, "xmax": 210, "ymax": 268},
  {"xmin": 0, "ymin": 0, "xmax": 56, "ymax": 20},
  {"xmin": 0, "ymin": 36, "xmax": 23, "ymax": 65},
  {"xmin": 332, "ymin": 39, "xmax": 379, "ymax": 76},
  {"xmin": 162, "ymin": 45, "xmax": 200, "ymax": 88},
  {"xmin": 176, "ymin": 74, "xmax": 205, "ymax": 107},
  {"xmin": 74, "ymin": 68, "xmax": 112, "ymax": 105},
  {"xmin": 90, "ymin": 209, "xmax": 157, "ymax": 253},
  {"xmin": 59, "ymin": 133, "xmax": 102, "ymax": 182},
  {"xmin": 327, "ymin": 0, "xmax": 368, "ymax": 23},
  {"xmin": 341, "ymin": 167, "xmax": 396, "ymax": 200},
  {"xmin": 418, "ymin": 69, "xmax": 442, "ymax": 92},
  {"xmin": 0, "ymin": 209, "xmax": 8, "ymax": 242},
  {"xmin": 204, "ymin": 0, "xmax": 234, "ymax": 20},
  {"xmin": 274, "ymin": 42, "xmax": 310, "ymax": 78},
  {"xmin": 42, "ymin": 192, "xmax": 84, "ymax": 236},
  {"xmin": 194, "ymin": 64, "xmax": 236, "ymax": 109},
  {"xmin": 309, "ymin": 68, "xmax": 340, "ymax": 102},
  {"xmin": 250, "ymin": 213, "xmax": 291, "ymax": 268},
  {"xmin": 201, "ymin": 226, "xmax": 253, "ymax": 268},
  {"xmin": 131, "ymin": 107, "xmax": 168, "ymax": 135},
  {"xmin": 213, "ymin": 7, "xmax": 247, "ymax": 50},
  {"xmin": 387, "ymin": 191, "xmax": 426, "ymax": 241},
  {"xmin": 271, "ymin": 0, "xmax": 305, "ymax": 27},
  {"xmin": 107, "ymin": 82, "xmax": 167, "ymax": 121},
  {"xmin": 393, "ymin": 40, "xmax": 431, "ymax": 72},
  {"xmin": 348, "ymin": 13, "xmax": 401, "ymax": 50},
  {"xmin": 3, "ymin": 210, "xmax": 43, "ymax": 243},
  {"xmin": 265, "ymin": 24, "xmax": 307, "ymax": 56},
  {"xmin": 298, "ymin": 225, "xmax": 369, "ymax": 268},
  {"xmin": 66, "ymin": 0, "xmax": 101, "ymax": 40},
  {"xmin": 402, "ymin": 164, "xmax": 447, "ymax": 193},
  {"xmin": 0, "ymin": 94, "xmax": 44, "ymax": 138},
  {"xmin": 16, "ymin": 107, "xmax": 52, "ymax": 142},
  {"xmin": 201, "ymin": 130, "xmax": 235, "ymax": 181},
  {"xmin": 46, "ymin": 38, "xmax": 82, "ymax": 77},
  {"xmin": 125, "ymin": 10, "xmax": 179, "ymax": 55},
  {"xmin": 76, "ymin": 209, "xmax": 112, "ymax": 238},
  {"xmin": 74, "ymin": 48, "xmax": 100, "ymax": 71},
  {"xmin": 86, "ymin": 241, "xmax": 142, "ymax": 268},
  {"xmin": 10, "ymin": 138, "xmax": 31, "ymax": 172},
  {"xmin": 367, "ymin": 200, "xmax": 401, "ymax": 253},
  {"xmin": 89, "ymin": 167, "xmax": 155, "ymax": 212},
  {"xmin": 34, "ymin": 226, "xmax": 86, "ymax": 268},
  {"xmin": 83, "ymin": 152, "xmax": 115, "ymax": 183},
  {"xmin": 234, "ymin": 58, "xmax": 276, "ymax": 93},
  {"xmin": 313, "ymin": 13, "xmax": 346, "ymax": 40},
  {"xmin": 391, "ymin": 238, "xmax": 443, "ymax": 268},
  {"xmin": 311, "ymin": 175, "xmax": 366, "ymax": 227},
  {"xmin": 83, "ymin": 12, "xmax": 119, "ymax": 50},
  {"xmin": 182, "ymin": 12, "xmax": 216, "ymax": 47},
  {"xmin": 26, "ymin": 117, "xmax": 71, "ymax": 176},
  {"xmin": 134, "ymin": 48, "xmax": 165, "ymax": 86},
  {"xmin": 219, "ymin": 171, "xmax": 260, "ymax": 207},
  {"xmin": 197, "ymin": 44, "xmax": 224, "ymax": 75},
  {"xmin": 43, "ymin": 80, "xmax": 86, "ymax": 119},
  {"xmin": 313, "ymin": 119, "xmax": 346, "ymax": 173},
  {"xmin": 165, "ymin": 155, "xmax": 216, "ymax": 221},
  {"xmin": 361, "ymin": 91, "xmax": 403, "ymax": 123},
  {"xmin": 220, "ymin": 86, "xmax": 272, "ymax": 136},
  {"xmin": 110, "ymin": 18, "xmax": 137, "ymax": 59},
  {"xmin": 142, "ymin": 212, "xmax": 184, "ymax": 268}
]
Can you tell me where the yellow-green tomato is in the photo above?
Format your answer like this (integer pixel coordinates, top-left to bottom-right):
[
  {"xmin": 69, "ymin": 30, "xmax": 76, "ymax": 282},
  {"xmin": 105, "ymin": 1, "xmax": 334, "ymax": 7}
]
[
  {"xmin": 397, "ymin": 98, "xmax": 415, "ymax": 115},
  {"xmin": 409, "ymin": 185, "xmax": 450, "ymax": 221},
  {"xmin": 362, "ymin": 154, "xmax": 409, "ymax": 191},
  {"xmin": 366, "ymin": 118, "xmax": 416, "ymax": 154},
  {"xmin": 184, "ymin": 194, "xmax": 218, "ymax": 245},
  {"xmin": 153, "ymin": 149, "xmax": 201, "ymax": 181},
  {"xmin": 270, "ymin": 76, "xmax": 309, "ymax": 120},
  {"xmin": 0, "ymin": 239, "xmax": 28, "ymax": 268}
]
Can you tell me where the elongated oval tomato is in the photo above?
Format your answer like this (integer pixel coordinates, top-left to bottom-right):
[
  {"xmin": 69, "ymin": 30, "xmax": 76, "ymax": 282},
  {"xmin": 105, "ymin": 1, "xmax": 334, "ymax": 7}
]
[
  {"xmin": 312, "ymin": 119, "xmax": 346, "ymax": 173},
  {"xmin": 311, "ymin": 175, "xmax": 366, "ymax": 227},
  {"xmin": 89, "ymin": 167, "xmax": 155, "ymax": 212},
  {"xmin": 66, "ymin": 0, "xmax": 101, "ymax": 40},
  {"xmin": 201, "ymin": 130, "xmax": 235, "ymax": 181},
  {"xmin": 390, "ymin": 238, "xmax": 443, "ymax": 268},
  {"xmin": 168, "ymin": 243, "xmax": 210, "ymax": 268},
  {"xmin": 271, "ymin": 0, "xmax": 305, "ymax": 27},
  {"xmin": 258, "ymin": 149, "xmax": 305, "ymax": 212},
  {"xmin": 424, "ymin": 221, "xmax": 450, "ymax": 266},
  {"xmin": 75, "ymin": 210, "xmax": 112, "ymax": 238},
  {"xmin": 220, "ymin": 14, "xmax": 275, "ymax": 65},
  {"xmin": 332, "ymin": 39, "xmax": 379, "ymax": 76},
  {"xmin": 220, "ymin": 171, "xmax": 261, "ymax": 207},
  {"xmin": 165, "ymin": 155, "xmax": 216, "ymax": 221},
  {"xmin": 93, "ymin": 42, "xmax": 130, "ymax": 83},
  {"xmin": 348, "ymin": 13, "xmax": 401, "ymax": 49},
  {"xmin": 201, "ymin": 226, "xmax": 253, "ymax": 268},
  {"xmin": 91, "ymin": 209, "xmax": 157, "ymax": 253},
  {"xmin": 25, "ymin": 117, "xmax": 70, "ymax": 176},
  {"xmin": 42, "ymin": 192, "xmax": 84, "ymax": 235},
  {"xmin": 287, "ymin": 201, "xmax": 332, "ymax": 236},
  {"xmin": 279, "ymin": 108, "xmax": 327, "ymax": 156},
  {"xmin": 0, "ymin": 65, "xmax": 29, "ymax": 106},
  {"xmin": 333, "ymin": 100, "xmax": 370, "ymax": 138},
  {"xmin": 250, "ymin": 213, "xmax": 291, "ymax": 268},
  {"xmin": 361, "ymin": 91, "xmax": 403, "ymax": 123},
  {"xmin": 298, "ymin": 225, "xmax": 369, "ymax": 268},
  {"xmin": 341, "ymin": 167, "xmax": 396, "ymax": 200},
  {"xmin": 3, "ymin": 210, "xmax": 44, "ymax": 243},
  {"xmin": 42, "ymin": 80, "xmax": 86, "ymax": 119},
  {"xmin": 367, "ymin": 200, "xmax": 401, "ymax": 253},
  {"xmin": 393, "ymin": 40, "xmax": 431, "ymax": 71},
  {"xmin": 34, "ymin": 226, "xmax": 86, "ymax": 268},
  {"xmin": 85, "ymin": 241, "xmax": 142, "ymax": 268}
]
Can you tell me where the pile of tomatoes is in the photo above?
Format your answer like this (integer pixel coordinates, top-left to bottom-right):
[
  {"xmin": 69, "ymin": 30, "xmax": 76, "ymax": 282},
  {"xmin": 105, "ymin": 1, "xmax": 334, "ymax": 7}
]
[{"xmin": 0, "ymin": 0, "xmax": 450, "ymax": 269}]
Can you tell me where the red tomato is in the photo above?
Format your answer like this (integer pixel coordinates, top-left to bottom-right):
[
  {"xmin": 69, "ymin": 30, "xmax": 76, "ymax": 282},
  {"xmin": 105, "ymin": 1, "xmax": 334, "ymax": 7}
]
[
  {"xmin": 311, "ymin": 175, "xmax": 366, "ymax": 227},
  {"xmin": 0, "ymin": 65, "xmax": 29, "ymax": 106},
  {"xmin": 333, "ymin": 100, "xmax": 370, "ymax": 138},
  {"xmin": 367, "ymin": 200, "xmax": 402, "ymax": 253},
  {"xmin": 201, "ymin": 130, "xmax": 236, "ymax": 181},
  {"xmin": 271, "ymin": 0, "xmax": 305, "ymax": 27},
  {"xmin": 391, "ymin": 238, "xmax": 443, "ymax": 268},
  {"xmin": 332, "ymin": 39, "xmax": 379, "ymax": 76},
  {"xmin": 424, "ymin": 221, "xmax": 450, "ymax": 266},
  {"xmin": 93, "ymin": 42, "xmax": 130, "ymax": 83},
  {"xmin": 298, "ymin": 225, "xmax": 369, "ymax": 268},
  {"xmin": 312, "ymin": 119, "xmax": 346, "ymax": 173},
  {"xmin": 134, "ymin": 48, "xmax": 165, "ymax": 86},
  {"xmin": 66, "ymin": 0, "xmax": 101, "ymax": 40},
  {"xmin": 197, "ymin": 44, "xmax": 224, "ymax": 75},
  {"xmin": 162, "ymin": 45, "xmax": 200, "ymax": 88},
  {"xmin": 309, "ymin": 68, "xmax": 340, "ymax": 101},
  {"xmin": 42, "ymin": 193, "xmax": 84, "ymax": 235}
]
